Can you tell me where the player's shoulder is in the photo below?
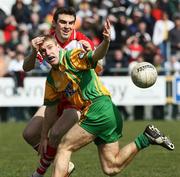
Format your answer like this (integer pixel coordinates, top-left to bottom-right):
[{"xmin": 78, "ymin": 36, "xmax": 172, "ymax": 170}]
[
  {"xmin": 75, "ymin": 31, "xmax": 90, "ymax": 40},
  {"xmin": 75, "ymin": 30, "xmax": 94, "ymax": 49}
]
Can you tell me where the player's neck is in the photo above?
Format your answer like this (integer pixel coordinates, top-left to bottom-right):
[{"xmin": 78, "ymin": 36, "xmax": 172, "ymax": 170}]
[{"xmin": 55, "ymin": 33, "xmax": 65, "ymax": 43}]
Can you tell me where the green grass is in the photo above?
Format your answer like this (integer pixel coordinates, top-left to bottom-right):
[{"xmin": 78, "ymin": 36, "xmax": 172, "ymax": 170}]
[{"xmin": 0, "ymin": 121, "xmax": 179, "ymax": 177}]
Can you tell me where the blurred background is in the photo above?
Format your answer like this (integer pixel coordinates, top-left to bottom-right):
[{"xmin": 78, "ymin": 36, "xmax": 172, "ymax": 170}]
[{"xmin": 0, "ymin": 0, "xmax": 180, "ymax": 122}]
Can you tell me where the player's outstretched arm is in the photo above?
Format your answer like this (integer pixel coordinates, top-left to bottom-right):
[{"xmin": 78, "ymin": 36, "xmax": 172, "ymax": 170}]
[
  {"xmin": 92, "ymin": 19, "xmax": 111, "ymax": 62},
  {"xmin": 23, "ymin": 37, "xmax": 44, "ymax": 72}
]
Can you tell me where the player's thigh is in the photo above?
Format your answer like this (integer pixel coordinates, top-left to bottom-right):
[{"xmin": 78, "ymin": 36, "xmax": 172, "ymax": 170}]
[
  {"xmin": 50, "ymin": 108, "xmax": 80, "ymax": 140},
  {"xmin": 97, "ymin": 141, "xmax": 120, "ymax": 169},
  {"xmin": 23, "ymin": 106, "xmax": 46, "ymax": 139},
  {"xmin": 58, "ymin": 123, "xmax": 95, "ymax": 152}
]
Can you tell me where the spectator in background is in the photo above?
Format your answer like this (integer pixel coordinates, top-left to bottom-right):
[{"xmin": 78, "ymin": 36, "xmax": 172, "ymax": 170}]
[
  {"xmin": 16, "ymin": 43, "xmax": 26, "ymax": 54},
  {"xmin": 28, "ymin": 0, "xmax": 42, "ymax": 15},
  {"xmin": 39, "ymin": 0, "xmax": 57, "ymax": 19},
  {"xmin": 151, "ymin": 1, "xmax": 164, "ymax": 21},
  {"xmin": 38, "ymin": 23, "xmax": 51, "ymax": 35},
  {"xmin": 128, "ymin": 9, "xmax": 143, "ymax": 34},
  {"xmin": 165, "ymin": 55, "xmax": 180, "ymax": 76},
  {"xmin": 158, "ymin": 0, "xmax": 178, "ymax": 20},
  {"xmin": 135, "ymin": 21, "xmax": 151, "ymax": 46},
  {"xmin": 6, "ymin": 30, "xmax": 20, "ymax": 51},
  {"xmin": 141, "ymin": 1, "xmax": 155, "ymax": 36},
  {"xmin": 8, "ymin": 51, "xmax": 25, "ymax": 91},
  {"xmin": 28, "ymin": 12, "xmax": 41, "ymax": 39},
  {"xmin": 2, "ymin": 15, "xmax": 17, "ymax": 45},
  {"xmin": 110, "ymin": 13, "xmax": 131, "ymax": 49},
  {"xmin": 126, "ymin": 35, "xmax": 144, "ymax": 63},
  {"xmin": 11, "ymin": 0, "xmax": 30, "ymax": 24},
  {"xmin": 152, "ymin": 11, "xmax": 174, "ymax": 61},
  {"xmin": 153, "ymin": 53, "xmax": 165, "ymax": 75},
  {"xmin": 7, "ymin": 50, "xmax": 26, "ymax": 120},
  {"xmin": 8, "ymin": 44, "xmax": 26, "ymax": 91},
  {"xmin": 18, "ymin": 24, "xmax": 30, "ymax": 51},
  {"xmin": 77, "ymin": 0, "xmax": 93, "ymax": 19},
  {"xmin": 169, "ymin": 13, "xmax": 180, "ymax": 55},
  {"xmin": 105, "ymin": 48, "xmax": 129, "ymax": 76},
  {"xmin": 142, "ymin": 42, "xmax": 157, "ymax": 64}
]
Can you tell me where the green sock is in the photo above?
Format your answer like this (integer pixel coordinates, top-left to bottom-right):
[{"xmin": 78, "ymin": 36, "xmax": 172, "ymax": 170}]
[{"xmin": 135, "ymin": 134, "xmax": 150, "ymax": 150}]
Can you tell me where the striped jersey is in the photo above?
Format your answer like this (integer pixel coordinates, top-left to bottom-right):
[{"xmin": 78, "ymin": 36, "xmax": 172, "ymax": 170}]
[{"xmin": 44, "ymin": 49, "xmax": 110, "ymax": 111}]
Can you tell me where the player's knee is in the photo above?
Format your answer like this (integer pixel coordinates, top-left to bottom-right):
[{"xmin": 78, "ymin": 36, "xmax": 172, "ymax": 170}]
[
  {"xmin": 22, "ymin": 127, "xmax": 31, "ymax": 142},
  {"xmin": 22, "ymin": 127, "xmax": 38, "ymax": 144}
]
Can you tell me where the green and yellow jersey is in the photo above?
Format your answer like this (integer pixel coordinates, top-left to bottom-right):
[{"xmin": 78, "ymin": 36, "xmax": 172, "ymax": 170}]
[{"xmin": 44, "ymin": 48, "xmax": 110, "ymax": 113}]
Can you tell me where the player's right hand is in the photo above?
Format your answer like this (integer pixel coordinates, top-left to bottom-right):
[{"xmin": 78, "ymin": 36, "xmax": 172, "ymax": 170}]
[{"xmin": 31, "ymin": 36, "xmax": 45, "ymax": 51}]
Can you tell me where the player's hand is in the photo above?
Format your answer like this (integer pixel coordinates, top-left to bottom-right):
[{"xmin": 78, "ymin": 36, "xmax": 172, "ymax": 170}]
[
  {"xmin": 79, "ymin": 40, "xmax": 92, "ymax": 51},
  {"xmin": 38, "ymin": 136, "xmax": 48, "ymax": 157},
  {"xmin": 102, "ymin": 19, "xmax": 111, "ymax": 42},
  {"xmin": 31, "ymin": 36, "xmax": 45, "ymax": 51}
]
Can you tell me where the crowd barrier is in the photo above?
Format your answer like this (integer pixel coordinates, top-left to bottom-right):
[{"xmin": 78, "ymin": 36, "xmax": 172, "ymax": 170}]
[{"xmin": 0, "ymin": 76, "xmax": 170, "ymax": 107}]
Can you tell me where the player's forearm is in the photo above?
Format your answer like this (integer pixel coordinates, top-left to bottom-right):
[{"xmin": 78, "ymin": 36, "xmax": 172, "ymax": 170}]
[
  {"xmin": 41, "ymin": 105, "xmax": 58, "ymax": 138},
  {"xmin": 92, "ymin": 39, "xmax": 110, "ymax": 62},
  {"xmin": 23, "ymin": 48, "xmax": 37, "ymax": 72}
]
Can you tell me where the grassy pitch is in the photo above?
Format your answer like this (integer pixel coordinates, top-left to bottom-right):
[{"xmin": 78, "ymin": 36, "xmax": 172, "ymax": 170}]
[{"xmin": 0, "ymin": 121, "xmax": 179, "ymax": 177}]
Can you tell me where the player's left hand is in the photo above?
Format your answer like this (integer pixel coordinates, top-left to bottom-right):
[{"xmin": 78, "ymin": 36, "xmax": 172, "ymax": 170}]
[
  {"xmin": 79, "ymin": 40, "xmax": 92, "ymax": 51},
  {"xmin": 103, "ymin": 18, "xmax": 111, "ymax": 42}
]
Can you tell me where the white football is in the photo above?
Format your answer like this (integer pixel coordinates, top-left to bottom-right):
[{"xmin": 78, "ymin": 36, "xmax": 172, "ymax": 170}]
[{"xmin": 131, "ymin": 62, "xmax": 158, "ymax": 88}]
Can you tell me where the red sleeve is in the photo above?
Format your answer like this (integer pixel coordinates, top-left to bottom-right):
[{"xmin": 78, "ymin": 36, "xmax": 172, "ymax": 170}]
[{"xmin": 76, "ymin": 31, "xmax": 95, "ymax": 50}]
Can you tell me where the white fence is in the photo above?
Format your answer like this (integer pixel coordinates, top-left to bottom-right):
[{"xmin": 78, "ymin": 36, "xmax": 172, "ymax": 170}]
[{"xmin": 0, "ymin": 76, "xmax": 166, "ymax": 107}]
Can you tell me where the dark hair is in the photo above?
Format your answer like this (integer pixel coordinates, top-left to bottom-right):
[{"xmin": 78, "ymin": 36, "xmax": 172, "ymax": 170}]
[{"xmin": 53, "ymin": 7, "xmax": 76, "ymax": 23}]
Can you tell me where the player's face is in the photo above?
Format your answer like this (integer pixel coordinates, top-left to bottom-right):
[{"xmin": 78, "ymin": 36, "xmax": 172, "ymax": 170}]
[
  {"xmin": 39, "ymin": 40, "xmax": 60, "ymax": 66},
  {"xmin": 54, "ymin": 14, "xmax": 75, "ymax": 41}
]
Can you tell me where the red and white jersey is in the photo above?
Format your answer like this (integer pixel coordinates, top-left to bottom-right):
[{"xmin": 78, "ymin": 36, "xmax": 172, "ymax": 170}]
[{"xmin": 54, "ymin": 30, "xmax": 95, "ymax": 50}]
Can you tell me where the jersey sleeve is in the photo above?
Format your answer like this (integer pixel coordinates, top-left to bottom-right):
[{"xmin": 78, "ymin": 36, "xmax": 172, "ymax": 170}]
[{"xmin": 64, "ymin": 49, "xmax": 97, "ymax": 71}]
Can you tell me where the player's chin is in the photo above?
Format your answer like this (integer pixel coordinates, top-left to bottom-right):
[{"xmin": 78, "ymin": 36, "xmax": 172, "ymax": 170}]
[
  {"xmin": 62, "ymin": 33, "xmax": 71, "ymax": 39},
  {"xmin": 49, "ymin": 59, "xmax": 58, "ymax": 65}
]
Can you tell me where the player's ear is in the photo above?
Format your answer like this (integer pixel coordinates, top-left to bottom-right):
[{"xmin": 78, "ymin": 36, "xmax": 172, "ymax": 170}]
[{"xmin": 52, "ymin": 20, "xmax": 56, "ymax": 28}]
